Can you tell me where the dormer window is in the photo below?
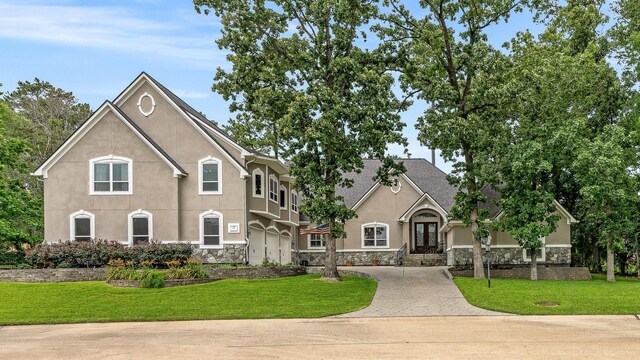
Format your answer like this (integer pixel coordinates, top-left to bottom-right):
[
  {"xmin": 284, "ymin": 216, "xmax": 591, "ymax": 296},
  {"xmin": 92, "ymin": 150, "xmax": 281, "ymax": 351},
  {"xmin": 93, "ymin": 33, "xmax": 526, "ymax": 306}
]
[
  {"xmin": 252, "ymin": 168, "xmax": 264, "ymax": 198},
  {"xmin": 199, "ymin": 156, "xmax": 222, "ymax": 195},
  {"xmin": 90, "ymin": 156, "xmax": 132, "ymax": 195},
  {"xmin": 269, "ymin": 175, "xmax": 278, "ymax": 203}
]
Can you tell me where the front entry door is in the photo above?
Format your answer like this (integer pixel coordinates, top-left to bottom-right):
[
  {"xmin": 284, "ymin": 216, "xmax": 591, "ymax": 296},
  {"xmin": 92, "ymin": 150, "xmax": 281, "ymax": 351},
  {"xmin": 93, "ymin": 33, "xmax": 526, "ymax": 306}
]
[{"xmin": 414, "ymin": 222, "xmax": 438, "ymax": 253}]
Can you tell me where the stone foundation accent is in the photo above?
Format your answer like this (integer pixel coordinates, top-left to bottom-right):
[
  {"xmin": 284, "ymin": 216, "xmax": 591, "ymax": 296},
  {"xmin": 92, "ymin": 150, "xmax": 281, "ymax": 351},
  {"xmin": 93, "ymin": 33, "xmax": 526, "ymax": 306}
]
[
  {"xmin": 0, "ymin": 268, "xmax": 106, "ymax": 282},
  {"xmin": 192, "ymin": 244, "xmax": 246, "ymax": 264},
  {"xmin": 298, "ymin": 251, "xmax": 398, "ymax": 266},
  {"xmin": 447, "ymin": 246, "xmax": 571, "ymax": 267}
]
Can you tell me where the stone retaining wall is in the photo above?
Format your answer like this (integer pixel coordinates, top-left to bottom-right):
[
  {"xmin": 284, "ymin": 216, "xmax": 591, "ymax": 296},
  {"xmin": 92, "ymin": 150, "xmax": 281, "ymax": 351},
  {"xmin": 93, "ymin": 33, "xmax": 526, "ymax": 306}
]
[
  {"xmin": 108, "ymin": 278, "xmax": 218, "ymax": 288},
  {"xmin": 449, "ymin": 266, "xmax": 591, "ymax": 280},
  {"xmin": 297, "ymin": 251, "xmax": 398, "ymax": 266},
  {"xmin": 206, "ymin": 266, "xmax": 306, "ymax": 279},
  {"xmin": 0, "ymin": 268, "xmax": 106, "ymax": 282},
  {"xmin": 0, "ymin": 266, "xmax": 305, "ymax": 283},
  {"xmin": 192, "ymin": 244, "xmax": 246, "ymax": 264},
  {"xmin": 447, "ymin": 247, "xmax": 571, "ymax": 267}
]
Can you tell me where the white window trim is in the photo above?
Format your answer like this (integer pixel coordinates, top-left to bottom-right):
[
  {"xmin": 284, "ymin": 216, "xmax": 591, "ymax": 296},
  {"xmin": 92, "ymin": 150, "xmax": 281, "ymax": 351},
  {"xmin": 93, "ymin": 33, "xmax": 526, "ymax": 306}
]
[
  {"xmin": 291, "ymin": 190, "xmax": 299, "ymax": 213},
  {"xmin": 69, "ymin": 210, "xmax": 95, "ymax": 241},
  {"xmin": 127, "ymin": 209, "xmax": 153, "ymax": 246},
  {"xmin": 89, "ymin": 155, "xmax": 133, "ymax": 195},
  {"xmin": 308, "ymin": 233, "xmax": 326, "ymax": 249},
  {"xmin": 279, "ymin": 184, "xmax": 287, "ymax": 210},
  {"xmin": 523, "ymin": 237, "xmax": 546, "ymax": 262},
  {"xmin": 199, "ymin": 209, "xmax": 224, "ymax": 249},
  {"xmin": 198, "ymin": 156, "xmax": 222, "ymax": 195},
  {"xmin": 252, "ymin": 168, "xmax": 264, "ymax": 198},
  {"xmin": 268, "ymin": 174, "xmax": 279, "ymax": 204},
  {"xmin": 361, "ymin": 222, "xmax": 390, "ymax": 249}
]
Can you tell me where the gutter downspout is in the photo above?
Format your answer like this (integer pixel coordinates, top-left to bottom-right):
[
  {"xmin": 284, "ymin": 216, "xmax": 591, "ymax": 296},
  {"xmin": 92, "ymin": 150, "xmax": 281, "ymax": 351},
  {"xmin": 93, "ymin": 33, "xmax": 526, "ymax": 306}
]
[{"xmin": 243, "ymin": 159, "xmax": 255, "ymax": 265}]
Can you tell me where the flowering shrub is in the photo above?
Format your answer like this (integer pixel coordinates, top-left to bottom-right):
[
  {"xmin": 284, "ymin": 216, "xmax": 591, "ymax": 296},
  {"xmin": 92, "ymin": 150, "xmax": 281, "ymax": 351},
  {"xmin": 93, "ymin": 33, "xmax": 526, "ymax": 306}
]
[{"xmin": 25, "ymin": 240, "xmax": 193, "ymax": 268}]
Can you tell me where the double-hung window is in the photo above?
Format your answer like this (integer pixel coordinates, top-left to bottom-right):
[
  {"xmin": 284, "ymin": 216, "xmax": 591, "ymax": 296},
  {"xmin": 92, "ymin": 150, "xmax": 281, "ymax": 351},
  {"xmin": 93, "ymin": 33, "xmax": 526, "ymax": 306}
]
[
  {"xmin": 199, "ymin": 157, "xmax": 222, "ymax": 194},
  {"xmin": 309, "ymin": 233, "xmax": 325, "ymax": 248},
  {"xmin": 70, "ymin": 210, "xmax": 95, "ymax": 241},
  {"xmin": 362, "ymin": 223, "xmax": 388, "ymax": 248},
  {"xmin": 128, "ymin": 210, "xmax": 153, "ymax": 245},
  {"xmin": 200, "ymin": 210, "xmax": 223, "ymax": 248},
  {"xmin": 269, "ymin": 175, "xmax": 278, "ymax": 203},
  {"xmin": 90, "ymin": 156, "xmax": 132, "ymax": 194},
  {"xmin": 291, "ymin": 191, "xmax": 298, "ymax": 213}
]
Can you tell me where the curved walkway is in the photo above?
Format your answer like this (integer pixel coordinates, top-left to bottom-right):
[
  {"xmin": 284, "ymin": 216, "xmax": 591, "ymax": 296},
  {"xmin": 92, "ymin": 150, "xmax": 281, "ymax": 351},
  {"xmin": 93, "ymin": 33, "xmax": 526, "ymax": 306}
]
[{"xmin": 337, "ymin": 266, "xmax": 504, "ymax": 317}]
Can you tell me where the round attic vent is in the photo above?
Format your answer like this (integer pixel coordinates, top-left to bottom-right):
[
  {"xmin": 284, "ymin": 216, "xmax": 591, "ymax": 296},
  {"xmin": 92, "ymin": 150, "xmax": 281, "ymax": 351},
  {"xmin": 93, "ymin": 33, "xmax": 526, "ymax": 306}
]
[{"xmin": 137, "ymin": 92, "xmax": 156, "ymax": 117}]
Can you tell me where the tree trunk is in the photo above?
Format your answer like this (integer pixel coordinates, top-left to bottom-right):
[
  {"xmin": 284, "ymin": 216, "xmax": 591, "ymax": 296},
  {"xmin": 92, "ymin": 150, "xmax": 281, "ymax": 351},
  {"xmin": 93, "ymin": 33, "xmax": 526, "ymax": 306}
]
[
  {"xmin": 322, "ymin": 218, "xmax": 341, "ymax": 281},
  {"xmin": 592, "ymin": 243, "xmax": 602, "ymax": 273},
  {"xmin": 470, "ymin": 208, "xmax": 485, "ymax": 279},
  {"xmin": 607, "ymin": 239, "xmax": 615, "ymax": 282},
  {"xmin": 530, "ymin": 248, "xmax": 538, "ymax": 281}
]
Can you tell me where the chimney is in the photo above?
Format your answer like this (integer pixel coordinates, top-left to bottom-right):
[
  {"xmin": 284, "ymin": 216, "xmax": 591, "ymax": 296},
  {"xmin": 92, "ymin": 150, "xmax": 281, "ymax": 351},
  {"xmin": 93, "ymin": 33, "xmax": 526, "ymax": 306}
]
[{"xmin": 431, "ymin": 149, "xmax": 436, "ymax": 166}]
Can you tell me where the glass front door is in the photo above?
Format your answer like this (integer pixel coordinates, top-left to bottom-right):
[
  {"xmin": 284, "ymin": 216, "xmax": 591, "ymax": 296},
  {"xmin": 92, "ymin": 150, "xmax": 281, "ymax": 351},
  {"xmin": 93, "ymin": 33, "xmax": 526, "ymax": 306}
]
[{"xmin": 414, "ymin": 222, "xmax": 438, "ymax": 253}]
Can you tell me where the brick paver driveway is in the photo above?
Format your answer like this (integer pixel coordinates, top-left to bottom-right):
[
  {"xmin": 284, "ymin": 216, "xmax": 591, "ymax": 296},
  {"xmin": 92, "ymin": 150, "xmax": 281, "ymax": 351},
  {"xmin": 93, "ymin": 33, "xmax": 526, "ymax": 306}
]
[{"xmin": 337, "ymin": 266, "xmax": 503, "ymax": 317}]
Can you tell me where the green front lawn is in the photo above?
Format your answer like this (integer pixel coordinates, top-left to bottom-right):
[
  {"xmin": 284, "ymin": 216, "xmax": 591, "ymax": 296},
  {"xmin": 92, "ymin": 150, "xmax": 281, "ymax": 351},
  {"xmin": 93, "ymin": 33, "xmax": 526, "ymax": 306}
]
[
  {"xmin": 0, "ymin": 274, "xmax": 376, "ymax": 325},
  {"xmin": 454, "ymin": 274, "xmax": 640, "ymax": 315}
]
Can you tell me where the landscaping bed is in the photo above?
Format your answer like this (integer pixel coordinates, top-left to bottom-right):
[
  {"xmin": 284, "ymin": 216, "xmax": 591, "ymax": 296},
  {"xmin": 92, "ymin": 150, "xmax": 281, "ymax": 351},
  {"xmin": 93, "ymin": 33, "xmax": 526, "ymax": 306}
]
[{"xmin": 448, "ymin": 266, "xmax": 591, "ymax": 280}]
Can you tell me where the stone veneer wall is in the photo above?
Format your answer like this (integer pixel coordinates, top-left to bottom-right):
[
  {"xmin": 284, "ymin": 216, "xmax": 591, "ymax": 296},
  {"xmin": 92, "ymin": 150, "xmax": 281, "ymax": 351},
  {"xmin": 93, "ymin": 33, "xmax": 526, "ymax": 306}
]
[
  {"xmin": 0, "ymin": 268, "xmax": 106, "ymax": 282},
  {"xmin": 191, "ymin": 244, "xmax": 246, "ymax": 264},
  {"xmin": 447, "ymin": 246, "xmax": 571, "ymax": 267},
  {"xmin": 298, "ymin": 251, "xmax": 398, "ymax": 266}
]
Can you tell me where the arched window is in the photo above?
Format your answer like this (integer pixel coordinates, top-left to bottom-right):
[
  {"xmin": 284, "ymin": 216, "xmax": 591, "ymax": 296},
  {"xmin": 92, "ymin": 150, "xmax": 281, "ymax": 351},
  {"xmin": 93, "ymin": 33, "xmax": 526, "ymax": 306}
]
[
  {"xmin": 69, "ymin": 210, "xmax": 95, "ymax": 241},
  {"xmin": 90, "ymin": 155, "xmax": 132, "ymax": 195},
  {"xmin": 199, "ymin": 210, "xmax": 224, "ymax": 248},
  {"xmin": 252, "ymin": 168, "xmax": 264, "ymax": 197},
  {"xmin": 361, "ymin": 222, "xmax": 389, "ymax": 248},
  {"xmin": 279, "ymin": 185, "xmax": 287, "ymax": 209},
  {"xmin": 128, "ymin": 209, "xmax": 153, "ymax": 245},
  {"xmin": 268, "ymin": 175, "xmax": 279, "ymax": 203},
  {"xmin": 199, "ymin": 156, "xmax": 222, "ymax": 195}
]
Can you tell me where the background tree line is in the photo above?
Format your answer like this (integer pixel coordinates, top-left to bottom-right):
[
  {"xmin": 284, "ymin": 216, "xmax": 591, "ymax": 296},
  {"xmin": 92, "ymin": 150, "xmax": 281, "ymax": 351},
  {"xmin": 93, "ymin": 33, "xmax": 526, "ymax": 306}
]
[{"xmin": 0, "ymin": 79, "xmax": 91, "ymax": 263}]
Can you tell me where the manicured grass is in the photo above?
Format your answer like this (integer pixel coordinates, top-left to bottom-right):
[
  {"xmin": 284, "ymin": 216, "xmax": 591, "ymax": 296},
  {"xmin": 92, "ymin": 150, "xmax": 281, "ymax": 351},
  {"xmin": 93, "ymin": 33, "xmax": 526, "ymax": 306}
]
[
  {"xmin": 454, "ymin": 274, "xmax": 640, "ymax": 315},
  {"xmin": 0, "ymin": 274, "xmax": 376, "ymax": 325}
]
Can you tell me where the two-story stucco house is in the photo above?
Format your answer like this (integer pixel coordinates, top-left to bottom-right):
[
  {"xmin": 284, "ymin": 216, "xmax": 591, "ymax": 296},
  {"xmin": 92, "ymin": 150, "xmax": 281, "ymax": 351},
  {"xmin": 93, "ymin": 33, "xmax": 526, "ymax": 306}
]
[
  {"xmin": 33, "ymin": 72, "xmax": 299, "ymax": 265},
  {"xmin": 296, "ymin": 159, "xmax": 577, "ymax": 267}
]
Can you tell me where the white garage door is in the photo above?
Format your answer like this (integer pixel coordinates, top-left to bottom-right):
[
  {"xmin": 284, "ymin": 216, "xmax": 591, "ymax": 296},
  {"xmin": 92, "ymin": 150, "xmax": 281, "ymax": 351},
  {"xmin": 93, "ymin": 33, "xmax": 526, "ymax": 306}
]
[
  {"xmin": 266, "ymin": 231, "xmax": 279, "ymax": 263},
  {"xmin": 248, "ymin": 227, "xmax": 265, "ymax": 265},
  {"xmin": 280, "ymin": 235, "xmax": 292, "ymax": 264}
]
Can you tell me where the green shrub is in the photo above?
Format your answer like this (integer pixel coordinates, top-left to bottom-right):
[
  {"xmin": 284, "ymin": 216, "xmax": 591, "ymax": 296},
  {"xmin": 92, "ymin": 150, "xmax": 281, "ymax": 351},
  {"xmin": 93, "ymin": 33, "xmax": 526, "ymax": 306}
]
[
  {"xmin": 25, "ymin": 241, "xmax": 193, "ymax": 268},
  {"xmin": 139, "ymin": 271, "xmax": 165, "ymax": 288},
  {"xmin": 165, "ymin": 267, "xmax": 191, "ymax": 280},
  {"xmin": 106, "ymin": 266, "xmax": 139, "ymax": 281}
]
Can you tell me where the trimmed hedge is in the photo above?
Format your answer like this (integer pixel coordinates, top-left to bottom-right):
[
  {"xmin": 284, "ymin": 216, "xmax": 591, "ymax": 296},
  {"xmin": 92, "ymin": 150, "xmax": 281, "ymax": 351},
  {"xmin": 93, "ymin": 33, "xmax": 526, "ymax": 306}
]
[{"xmin": 25, "ymin": 240, "xmax": 193, "ymax": 269}]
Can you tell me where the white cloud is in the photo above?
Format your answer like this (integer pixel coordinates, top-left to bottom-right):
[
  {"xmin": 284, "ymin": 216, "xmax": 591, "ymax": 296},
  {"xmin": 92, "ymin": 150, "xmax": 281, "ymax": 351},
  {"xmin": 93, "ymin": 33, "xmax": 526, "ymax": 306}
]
[{"xmin": 0, "ymin": 1, "xmax": 224, "ymax": 69}]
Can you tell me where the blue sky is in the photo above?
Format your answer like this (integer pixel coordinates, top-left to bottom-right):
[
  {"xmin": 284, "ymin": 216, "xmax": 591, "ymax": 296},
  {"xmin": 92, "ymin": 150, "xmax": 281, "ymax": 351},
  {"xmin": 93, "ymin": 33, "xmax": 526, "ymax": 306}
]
[{"xmin": 0, "ymin": 0, "xmax": 547, "ymax": 173}]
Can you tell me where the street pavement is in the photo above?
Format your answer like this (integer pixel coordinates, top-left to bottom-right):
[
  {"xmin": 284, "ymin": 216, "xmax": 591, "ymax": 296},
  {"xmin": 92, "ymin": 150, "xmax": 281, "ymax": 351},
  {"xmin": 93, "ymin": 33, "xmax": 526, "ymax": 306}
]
[{"xmin": 1, "ymin": 316, "xmax": 638, "ymax": 359}]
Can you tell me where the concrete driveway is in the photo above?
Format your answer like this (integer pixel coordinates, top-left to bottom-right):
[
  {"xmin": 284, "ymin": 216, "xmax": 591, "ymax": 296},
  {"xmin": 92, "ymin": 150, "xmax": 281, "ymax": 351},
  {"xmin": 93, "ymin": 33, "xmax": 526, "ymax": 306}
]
[
  {"xmin": 1, "ymin": 316, "xmax": 638, "ymax": 359},
  {"xmin": 337, "ymin": 266, "xmax": 502, "ymax": 317}
]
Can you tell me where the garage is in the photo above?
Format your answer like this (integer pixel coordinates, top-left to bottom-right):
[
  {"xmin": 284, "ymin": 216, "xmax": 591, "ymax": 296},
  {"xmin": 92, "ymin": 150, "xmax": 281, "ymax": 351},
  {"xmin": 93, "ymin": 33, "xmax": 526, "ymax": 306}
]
[
  {"xmin": 266, "ymin": 229, "xmax": 280, "ymax": 263},
  {"xmin": 248, "ymin": 226, "xmax": 265, "ymax": 265},
  {"xmin": 280, "ymin": 234, "xmax": 292, "ymax": 264}
]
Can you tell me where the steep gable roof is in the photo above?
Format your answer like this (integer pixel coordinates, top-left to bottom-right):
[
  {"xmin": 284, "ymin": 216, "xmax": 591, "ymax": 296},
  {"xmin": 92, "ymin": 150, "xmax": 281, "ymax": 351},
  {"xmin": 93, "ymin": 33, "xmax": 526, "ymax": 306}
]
[
  {"xmin": 33, "ymin": 101, "xmax": 187, "ymax": 178},
  {"xmin": 113, "ymin": 72, "xmax": 249, "ymax": 177},
  {"xmin": 337, "ymin": 158, "xmax": 458, "ymax": 211}
]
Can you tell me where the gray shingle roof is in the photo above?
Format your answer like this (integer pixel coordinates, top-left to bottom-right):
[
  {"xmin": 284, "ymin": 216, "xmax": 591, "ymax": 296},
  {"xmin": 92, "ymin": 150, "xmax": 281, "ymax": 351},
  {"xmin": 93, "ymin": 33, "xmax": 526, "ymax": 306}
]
[{"xmin": 337, "ymin": 158, "xmax": 458, "ymax": 212}]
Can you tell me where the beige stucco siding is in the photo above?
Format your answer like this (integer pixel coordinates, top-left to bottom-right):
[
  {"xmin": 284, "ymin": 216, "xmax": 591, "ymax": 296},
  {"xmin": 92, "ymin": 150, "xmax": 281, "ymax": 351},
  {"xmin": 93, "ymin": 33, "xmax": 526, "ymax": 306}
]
[
  {"xmin": 341, "ymin": 176, "xmax": 422, "ymax": 250},
  {"xmin": 43, "ymin": 110, "xmax": 179, "ymax": 242},
  {"xmin": 247, "ymin": 163, "xmax": 267, "ymax": 213}
]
